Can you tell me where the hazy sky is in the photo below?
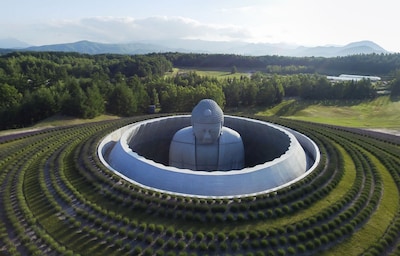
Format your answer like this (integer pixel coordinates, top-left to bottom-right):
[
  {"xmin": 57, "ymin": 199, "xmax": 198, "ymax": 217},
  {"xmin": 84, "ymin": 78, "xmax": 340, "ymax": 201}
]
[{"xmin": 1, "ymin": 0, "xmax": 399, "ymax": 52}]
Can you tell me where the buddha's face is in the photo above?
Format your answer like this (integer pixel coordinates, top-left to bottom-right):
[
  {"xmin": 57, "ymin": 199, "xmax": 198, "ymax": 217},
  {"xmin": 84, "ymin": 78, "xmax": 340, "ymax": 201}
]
[{"xmin": 193, "ymin": 122, "xmax": 222, "ymax": 144}]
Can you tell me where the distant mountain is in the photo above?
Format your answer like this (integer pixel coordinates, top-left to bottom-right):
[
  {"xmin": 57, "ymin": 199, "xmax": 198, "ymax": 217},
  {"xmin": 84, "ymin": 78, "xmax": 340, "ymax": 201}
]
[
  {"xmin": 23, "ymin": 40, "xmax": 176, "ymax": 55},
  {"xmin": 0, "ymin": 38, "xmax": 30, "ymax": 49},
  {"xmin": 292, "ymin": 41, "xmax": 388, "ymax": 57},
  {"xmin": 0, "ymin": 39, "xmax": 390, "ymax": 57}
]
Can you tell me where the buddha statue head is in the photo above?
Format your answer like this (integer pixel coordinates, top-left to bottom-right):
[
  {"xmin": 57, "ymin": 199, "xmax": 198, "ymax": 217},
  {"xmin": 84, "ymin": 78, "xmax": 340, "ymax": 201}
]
[{"xmin": 191, "ymin": 99, "xmax": 224, "ymax": 144}]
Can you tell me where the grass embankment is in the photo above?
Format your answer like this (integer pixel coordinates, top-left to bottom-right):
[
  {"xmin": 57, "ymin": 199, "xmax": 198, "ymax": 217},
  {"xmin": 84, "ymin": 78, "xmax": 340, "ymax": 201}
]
[
  {"xmin": 323, "ymin": 149, "xmax": 399, "ymax": 255},
  {"xmin": 0, "ymin": 114, "xmax": 120, "ymax": 137},
  {"xmin": 257, "ymin": 96, "xmax": 400, "ymax": 130},
  {"xmin": 219, "ymin": 143, "xmax": 357, "ymax": 233},
  {"xmin": 2, "ymin": 112, "xmax": 400, "ymax": 254}
]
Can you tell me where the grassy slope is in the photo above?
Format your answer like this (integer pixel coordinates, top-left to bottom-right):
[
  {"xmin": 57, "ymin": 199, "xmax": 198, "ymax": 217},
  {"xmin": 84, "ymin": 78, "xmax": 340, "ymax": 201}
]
[
  {"xmin": 0, "ymin": 114, "xmax": 120, "ymax": 136},
  {"xmin": 257, "ymin": 96, "xmax": 400, "ymax": 130},
  {"xmin": 217, "ymin": 143, "xmax": 357, "ymax": 233},
  {"xmin": 323, "ymin": 149, "xmax": 399, "ymax": 255}
]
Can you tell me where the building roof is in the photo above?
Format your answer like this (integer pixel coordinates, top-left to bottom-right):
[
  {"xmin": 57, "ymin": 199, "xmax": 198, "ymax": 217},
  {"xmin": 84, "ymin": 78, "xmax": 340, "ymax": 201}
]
[{"xmin": 327, "ymin": 74, "xmax": 381, "ymax": 82}]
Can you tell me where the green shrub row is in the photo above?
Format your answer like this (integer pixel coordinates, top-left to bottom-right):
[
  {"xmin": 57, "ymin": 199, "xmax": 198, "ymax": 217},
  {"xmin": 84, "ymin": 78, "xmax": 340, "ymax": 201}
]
[{"xmin": 1, "ymin": 115, "xmax": 399, "ymax": 255}]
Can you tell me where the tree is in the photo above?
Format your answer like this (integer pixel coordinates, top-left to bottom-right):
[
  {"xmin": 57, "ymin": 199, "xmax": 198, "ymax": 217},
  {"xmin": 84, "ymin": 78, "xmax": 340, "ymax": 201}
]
[
  {"xmin": 256, "ymin": 80, "xmax": 276, "ymax": 106},
  {"xmin": 107, "ymin": 83, "xmax": 137, "ymax": 116},
  {"xmin": 283, "ymin": 75, "xmax": 302, "ymax": 97},
  {"xmin": 271, "ymin": 75, "xmax": 285, "ymax": 103},
  {"xmin": 127, "ymin": 76, "xmax": 150, "ymax": 112},
  {"xmin": 159, "ymin": 83, "xmax": 178, "ymax": 112},
  {"xmin": 223, "ymin": 78, "xmax": 242, "ymax": 107},
  {"xmin": 83, "ymin": 84, "xmax": 105, "ymax": 118},
  {"xmin": 150, "ymin": 88, "xmax": 160, "ymax": 106},
  {"xmin": 391, "ymin": 80, "xmax": 400, "ymax": 96},
  {"xmin": 197, "ymin": 82, "xmax": 225, "ymax": 108},
  {"xmin": 0, "ymin": 83, "xmax": 22, "ymax": 111},
  {"xmin": 231, "ymin": 65, "xmax": 237, "ymax": 74},
  {"xmin": 390, "ymin": 70, "xmax": 400, "ymax": 96},
  {"xmin": 62, "ymin": 78, "xmax": 87, "ymax": 117},
  {"xmin": 242, "ymin": 80, "xmax": 258, "ymax": 106},
  {"xmin": 17, "ymin": 86, "xmax": 58, "ymax": 126},
  {"xmin": 0, "ymin": 83, "xmax": 22, "ymax": 129}
]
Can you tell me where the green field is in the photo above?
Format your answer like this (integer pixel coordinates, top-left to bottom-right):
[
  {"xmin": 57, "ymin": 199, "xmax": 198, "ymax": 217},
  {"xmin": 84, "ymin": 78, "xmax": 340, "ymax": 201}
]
[
  {"xmin": 257, "ymin": 96, "xmax": 400, "ymax": 131},
  {"xmin": 165, "ymin": 67, "xmax": 251, "ymax": 80}
]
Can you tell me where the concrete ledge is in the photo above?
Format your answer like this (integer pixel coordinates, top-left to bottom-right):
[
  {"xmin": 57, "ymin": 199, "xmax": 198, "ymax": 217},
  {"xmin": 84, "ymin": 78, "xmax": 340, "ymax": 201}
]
[{"xmin": 98, "ymin": 115, "xmax": 320, "ymax": 198}]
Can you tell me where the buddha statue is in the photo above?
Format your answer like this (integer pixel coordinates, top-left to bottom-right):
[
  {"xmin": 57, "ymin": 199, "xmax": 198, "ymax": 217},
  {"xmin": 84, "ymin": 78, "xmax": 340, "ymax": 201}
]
[{"xmin": 169, "ymin": 99, "xmax": 245, "ymax": 171}]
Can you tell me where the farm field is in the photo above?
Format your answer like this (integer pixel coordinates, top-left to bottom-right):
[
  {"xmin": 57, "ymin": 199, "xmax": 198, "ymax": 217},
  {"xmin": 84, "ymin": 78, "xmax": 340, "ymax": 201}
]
[{"xmin": 0, "ymin": 113, "xmax": 400, "ymax": 255}]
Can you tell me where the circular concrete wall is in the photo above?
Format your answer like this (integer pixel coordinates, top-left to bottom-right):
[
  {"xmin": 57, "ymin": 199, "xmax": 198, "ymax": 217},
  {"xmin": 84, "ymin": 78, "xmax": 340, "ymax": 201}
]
[{"xmin": 98, "ymin": 115, "xmax": 320, "ymax": 198}]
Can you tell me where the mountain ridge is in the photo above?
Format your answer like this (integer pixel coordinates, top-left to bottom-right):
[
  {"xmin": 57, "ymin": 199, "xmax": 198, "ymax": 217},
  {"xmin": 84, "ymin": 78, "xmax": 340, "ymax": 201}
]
[
  {"xmin": 0, "ymin": 39, "xmax": 390, "ymax": 57},
  {"xmin": 0, "ymin": 38, "xmax": 31, "ymax": 49}
]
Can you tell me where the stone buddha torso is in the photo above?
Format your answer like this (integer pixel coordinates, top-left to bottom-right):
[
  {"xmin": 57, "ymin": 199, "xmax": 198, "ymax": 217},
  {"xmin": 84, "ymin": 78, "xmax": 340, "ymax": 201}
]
[{"xmin": 169, "ymin": 99, "xmax": 245, "ymax": 171}]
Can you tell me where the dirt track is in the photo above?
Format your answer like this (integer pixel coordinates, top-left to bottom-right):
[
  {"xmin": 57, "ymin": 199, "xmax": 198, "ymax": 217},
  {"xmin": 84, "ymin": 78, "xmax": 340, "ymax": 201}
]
[{"xmin": 367, "ymin": 128, "xmax": 400, "ymax": 137}]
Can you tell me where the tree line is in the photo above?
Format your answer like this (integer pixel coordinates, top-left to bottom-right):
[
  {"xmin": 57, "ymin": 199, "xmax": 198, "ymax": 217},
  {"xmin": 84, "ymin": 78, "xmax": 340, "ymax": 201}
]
[
  {"xmin": 0, "ymin": 51, "xmax": 398, "ymax": 130},
  {"xmin": 163, "ymin": 52, "xmax": 400, "ymax": 77},
  {"xmin": 0, "ymin": 52, "xmax": 172, "ymax": 129}
]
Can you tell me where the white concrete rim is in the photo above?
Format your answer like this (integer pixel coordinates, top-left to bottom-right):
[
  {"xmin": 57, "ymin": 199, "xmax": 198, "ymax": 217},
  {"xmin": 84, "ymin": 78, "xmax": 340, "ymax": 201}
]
[{"xmin": 98, "ymin": 115, "xmax": 321, "ymax": 198}]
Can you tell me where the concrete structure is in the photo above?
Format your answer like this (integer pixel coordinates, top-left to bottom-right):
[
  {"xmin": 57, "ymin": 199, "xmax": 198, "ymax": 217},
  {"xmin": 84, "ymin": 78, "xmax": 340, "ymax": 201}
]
[
  {"xmin": 98, "ymin": 115, "xmax": 320, "ymax": 198},
  {"xmin": 169, "ymin": 99, "xmax": 244, "ymax": 171},
  {"xmin": 327, "ymin": 74, "xmax": 381, "ymax": 82}
]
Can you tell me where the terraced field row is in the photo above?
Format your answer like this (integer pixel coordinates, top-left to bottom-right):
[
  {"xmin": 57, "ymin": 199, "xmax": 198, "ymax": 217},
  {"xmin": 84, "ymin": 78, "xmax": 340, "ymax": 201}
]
[{"xmin": 0, "ymin": 115, "xmax": 399, "ymax": 255}]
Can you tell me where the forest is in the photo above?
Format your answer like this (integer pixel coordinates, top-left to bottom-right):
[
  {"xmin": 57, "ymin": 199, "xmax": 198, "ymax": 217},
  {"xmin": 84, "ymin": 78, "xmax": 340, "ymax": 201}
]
[
  {"xmin": 1, "ymin": 51, "xmax": 400, "ymax": 130},
  {"xmin": 163, "ymin": 52, "xmax": 400, "ymax": 77}
]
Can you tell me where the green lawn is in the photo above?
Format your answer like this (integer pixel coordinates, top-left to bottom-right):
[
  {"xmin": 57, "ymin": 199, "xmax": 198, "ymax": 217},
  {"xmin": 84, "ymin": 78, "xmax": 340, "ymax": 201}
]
[
  {"xmin": 257, "ymin": 96, "xmax": 400, "ymax": 130},
  {"xmin": 165, "ymin": 67, "xmax": 251, "ymax": 80}
]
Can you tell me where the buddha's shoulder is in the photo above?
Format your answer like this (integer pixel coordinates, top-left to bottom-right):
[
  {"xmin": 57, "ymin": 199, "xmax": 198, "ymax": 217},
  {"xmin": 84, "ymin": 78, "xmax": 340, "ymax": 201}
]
[
  {"xmin": 171, "ymin": 127, "xmax": 195, "ymax": 143},
  {"xmin": 221, "ymin": 127, "xmax": 243, "ymax": 143}
]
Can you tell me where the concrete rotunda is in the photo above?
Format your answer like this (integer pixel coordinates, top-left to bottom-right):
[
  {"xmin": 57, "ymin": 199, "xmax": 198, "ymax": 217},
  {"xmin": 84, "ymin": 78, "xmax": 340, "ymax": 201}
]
[{"xmin": 98, "ymin": 100, "xmax": 320, "ymax": 197}]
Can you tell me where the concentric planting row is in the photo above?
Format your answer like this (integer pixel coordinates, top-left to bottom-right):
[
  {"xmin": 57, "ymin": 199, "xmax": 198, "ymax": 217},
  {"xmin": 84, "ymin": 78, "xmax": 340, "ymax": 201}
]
[{"xmin": 0, "ymin": 115, "xmax": 399, "ymax": 256}]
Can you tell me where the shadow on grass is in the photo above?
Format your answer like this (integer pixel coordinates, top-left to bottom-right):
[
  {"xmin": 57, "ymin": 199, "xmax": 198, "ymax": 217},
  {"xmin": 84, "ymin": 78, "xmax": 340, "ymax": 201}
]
[
  {"xmin": 390, "ymin": 95, "xmax": 400, "ymax": 102},
  {"xmin": 315, "ymin": 99, "xmax": 364, "ymax": 107},
  {"xmin": 225, "ymin": 106, "xmax": 265, "ymax": 115},
  {"xmin": 275, "ymin": 99, "xmax": 366, "ymax": 117},
  {"xmin": 274, "ymin": 101, "xmax": 306, "ymax": 116},
  {"xmin": 226, "ymin": 98, "xmax": 379, "ymax": 118}
]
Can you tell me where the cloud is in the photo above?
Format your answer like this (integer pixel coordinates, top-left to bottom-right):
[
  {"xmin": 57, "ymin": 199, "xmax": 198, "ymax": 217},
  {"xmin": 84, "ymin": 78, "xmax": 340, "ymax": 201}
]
[{"xmin": 9, "ymin": 16, "xmax": 253, "ymax": 45}]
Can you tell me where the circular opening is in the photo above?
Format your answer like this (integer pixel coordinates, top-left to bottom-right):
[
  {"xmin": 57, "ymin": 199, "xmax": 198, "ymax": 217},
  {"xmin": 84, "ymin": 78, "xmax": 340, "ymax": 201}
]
[
  {"xmin": 99, "ymin": 115, "xmax": 320, "ymax": 197},
  {"xmin": 128, "ymin": 116, "xmax": 291, "ymax": 168}
]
